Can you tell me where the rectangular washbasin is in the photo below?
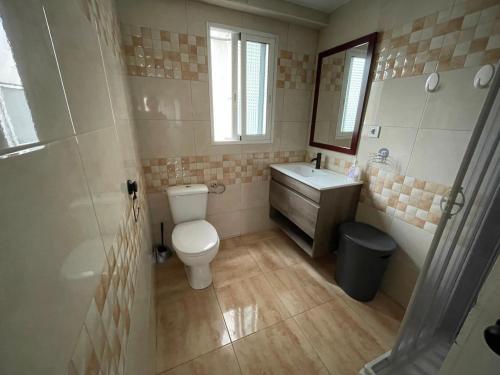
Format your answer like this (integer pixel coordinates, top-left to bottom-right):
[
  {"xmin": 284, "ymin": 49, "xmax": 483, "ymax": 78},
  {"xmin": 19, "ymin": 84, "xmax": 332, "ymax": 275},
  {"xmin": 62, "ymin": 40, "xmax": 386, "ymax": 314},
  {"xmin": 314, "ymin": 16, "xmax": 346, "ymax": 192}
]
[{"xmin": 270, "ymin": 162, "xmax": 363, "ymax": 190}]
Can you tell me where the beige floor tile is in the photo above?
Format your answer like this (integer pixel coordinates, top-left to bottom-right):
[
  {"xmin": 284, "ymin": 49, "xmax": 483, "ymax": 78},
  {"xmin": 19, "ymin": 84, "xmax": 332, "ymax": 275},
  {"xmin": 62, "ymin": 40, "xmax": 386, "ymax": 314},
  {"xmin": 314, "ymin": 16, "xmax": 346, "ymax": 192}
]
[
  {"xmin": 211, "ymin": 247, "xmax": 262, "ymax": 288},
  {"xmin": 216, "ymin": 273, "xmax": 290, "ymax": 341},
  {"xmin": 233, "ymin": 319, "xmax": 328, "ymax": 375},
  {"xmin": 247, "ymin": 235, "xmax": 306, "ymax": 272},
  {"xmin": 219, "ymin": 236, "xmax": 246, "ymax": 251},
  {"xmin": 156, "ymin": 288, "xmax": 230, "ymax": 372},
  {"xmin": 265, "ymin": 261, "xmax": 340, "ymax": 315},
  {"xmin": 339, "ymin": 292, "xmax": 403, "ymax": 350},
  {"xmin": 294, "ymin": 298, "xmax": 388, "ymax": 375},
  {"xmin": 162, "ymin": 344, "xmax": 241, "ymax": 375},
  {"xmin": 238, "ymin": 228, "xmax": 281, "ymax": 244},
  {"xmin": 155, "ymin": 255, "xmax": 194, "ymax": 303}
]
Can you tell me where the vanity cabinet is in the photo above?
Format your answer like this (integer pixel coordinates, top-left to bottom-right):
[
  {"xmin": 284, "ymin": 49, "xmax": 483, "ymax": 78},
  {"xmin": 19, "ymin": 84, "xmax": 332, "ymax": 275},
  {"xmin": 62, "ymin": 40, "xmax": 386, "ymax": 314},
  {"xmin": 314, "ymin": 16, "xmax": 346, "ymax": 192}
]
[{"xmin": 269, "ymin": 168, "xmax": 361, "ymax": 257}]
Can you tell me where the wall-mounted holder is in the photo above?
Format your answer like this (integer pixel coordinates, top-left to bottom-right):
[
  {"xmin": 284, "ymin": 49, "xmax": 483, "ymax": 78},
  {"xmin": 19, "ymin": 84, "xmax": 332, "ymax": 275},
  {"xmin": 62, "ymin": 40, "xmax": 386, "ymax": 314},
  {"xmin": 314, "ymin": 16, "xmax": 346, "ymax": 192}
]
[
  {"xmin": 208, "ymin": 182, "xmax": 226, "ymax": 194},
  {"xmin": 474, "ymin": 64, "xmax": 495, "ymax": 89},
  {"xmin": 368, "ymin": 147, "xmax": 392, "ymax": 165},
  {"xmin": 127, "ymin": 179, "xmax": 140, "ymax": 223},
  {"xmin": 425, "ymin": 72, "xmax": 440, "ymax": 92}
]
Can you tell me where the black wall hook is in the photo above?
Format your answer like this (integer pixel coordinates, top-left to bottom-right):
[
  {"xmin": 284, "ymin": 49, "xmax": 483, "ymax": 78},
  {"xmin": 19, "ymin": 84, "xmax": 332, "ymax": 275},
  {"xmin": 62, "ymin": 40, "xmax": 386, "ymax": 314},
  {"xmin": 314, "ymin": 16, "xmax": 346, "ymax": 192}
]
[
  {"xmin": 484, "ymin": 319, "xmax": 500, "ymax": 356},
  {"xmin": 127, "ymin": 180, "xmax": 140, "ymax": 222}
]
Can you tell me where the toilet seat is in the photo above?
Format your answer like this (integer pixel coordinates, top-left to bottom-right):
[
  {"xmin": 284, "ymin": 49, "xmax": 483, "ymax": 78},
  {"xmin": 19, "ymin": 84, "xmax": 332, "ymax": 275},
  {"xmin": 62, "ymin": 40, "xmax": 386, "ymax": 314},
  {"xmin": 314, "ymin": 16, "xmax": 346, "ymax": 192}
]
[{"xmin": 172, "ymin": 220, "xmax": 219, "ymax": 256}]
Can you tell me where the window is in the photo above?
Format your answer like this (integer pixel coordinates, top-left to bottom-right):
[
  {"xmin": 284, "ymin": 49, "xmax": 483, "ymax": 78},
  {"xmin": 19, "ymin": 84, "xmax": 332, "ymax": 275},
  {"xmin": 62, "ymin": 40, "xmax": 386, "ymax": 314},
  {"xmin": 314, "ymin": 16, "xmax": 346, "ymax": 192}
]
[
  {"xmin": 337, "ymin": 50, "xmax": 366, "ymax": 137},
  {"xmin": 208, "ymin": 24, "xmax": 276, "ymax": 143}
]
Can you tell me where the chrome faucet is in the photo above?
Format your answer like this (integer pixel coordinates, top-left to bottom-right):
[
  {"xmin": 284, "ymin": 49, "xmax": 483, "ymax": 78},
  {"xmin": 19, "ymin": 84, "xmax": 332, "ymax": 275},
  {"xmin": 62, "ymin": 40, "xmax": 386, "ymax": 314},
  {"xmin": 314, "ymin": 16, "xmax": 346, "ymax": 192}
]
[{"xmin": 311, "ymin": 152, "xmax": 322, "ymax": 169}]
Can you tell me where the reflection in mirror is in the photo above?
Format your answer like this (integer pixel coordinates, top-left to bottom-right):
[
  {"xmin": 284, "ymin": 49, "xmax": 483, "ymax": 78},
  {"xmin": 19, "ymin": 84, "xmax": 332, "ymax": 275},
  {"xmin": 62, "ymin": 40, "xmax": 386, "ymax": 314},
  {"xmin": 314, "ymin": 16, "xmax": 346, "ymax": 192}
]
[
  {"xmin": 310, "ymin": 33, "xmax": 376, "ymax": 155},
  {"xmin": 0, "ymin": 16, "xmax": 37, "ymax": 150}
]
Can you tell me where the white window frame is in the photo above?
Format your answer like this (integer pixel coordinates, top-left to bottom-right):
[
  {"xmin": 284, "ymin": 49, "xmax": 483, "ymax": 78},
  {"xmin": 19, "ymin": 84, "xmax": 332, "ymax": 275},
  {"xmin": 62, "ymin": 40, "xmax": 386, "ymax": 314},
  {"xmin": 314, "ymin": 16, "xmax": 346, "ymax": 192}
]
[
  {"xmin": 336, "ymin": 48, "xmax": 366, "ymax": 139},
  {"xmin": 207, "ymin": 23, "xmax": 277, "ymax": 145}
]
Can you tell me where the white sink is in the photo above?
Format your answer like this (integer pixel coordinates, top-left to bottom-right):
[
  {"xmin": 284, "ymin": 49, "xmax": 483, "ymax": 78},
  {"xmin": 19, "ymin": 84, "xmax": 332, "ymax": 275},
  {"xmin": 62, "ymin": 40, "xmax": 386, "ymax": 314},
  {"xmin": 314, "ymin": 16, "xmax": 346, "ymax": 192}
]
[
  {"xmin": 282, "ymin": 164, "xmax": 328, "ymax": 177},
  {"xmin": 270, "ymin": 162, "xmax": 363, "ymax": 190}
]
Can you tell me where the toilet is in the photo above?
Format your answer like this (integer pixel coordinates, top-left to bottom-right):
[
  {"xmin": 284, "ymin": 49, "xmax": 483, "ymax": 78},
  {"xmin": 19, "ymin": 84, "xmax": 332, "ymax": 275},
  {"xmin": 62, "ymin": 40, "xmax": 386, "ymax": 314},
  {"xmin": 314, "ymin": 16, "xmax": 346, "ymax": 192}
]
[{"xmin": 166, "ymin": 184, "xmax": 219, "ymax": 289}]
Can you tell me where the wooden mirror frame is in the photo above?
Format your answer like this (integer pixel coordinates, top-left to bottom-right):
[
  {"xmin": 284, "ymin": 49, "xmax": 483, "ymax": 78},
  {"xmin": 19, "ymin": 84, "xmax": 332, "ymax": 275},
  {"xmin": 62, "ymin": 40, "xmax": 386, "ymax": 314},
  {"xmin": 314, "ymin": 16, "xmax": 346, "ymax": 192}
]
[{"xmin": 309, "ymin": 32, "xmax": 378, "ymax": 155}]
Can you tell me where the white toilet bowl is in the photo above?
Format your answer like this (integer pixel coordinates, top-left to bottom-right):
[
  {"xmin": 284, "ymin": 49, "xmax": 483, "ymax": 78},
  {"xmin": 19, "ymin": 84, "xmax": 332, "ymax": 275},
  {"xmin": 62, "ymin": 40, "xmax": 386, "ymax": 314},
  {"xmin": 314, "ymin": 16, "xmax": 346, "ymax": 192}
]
[{"xmin": 172, "ymin": 219, "xmax": 219, "ymax": 289}]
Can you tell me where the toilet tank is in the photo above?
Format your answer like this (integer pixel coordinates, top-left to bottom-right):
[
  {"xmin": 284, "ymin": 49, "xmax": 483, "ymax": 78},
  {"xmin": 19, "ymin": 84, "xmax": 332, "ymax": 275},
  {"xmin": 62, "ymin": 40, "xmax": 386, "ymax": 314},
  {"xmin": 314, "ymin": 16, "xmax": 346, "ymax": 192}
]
[{"xmin": 166, "ymin": 184, "xmax": 209, "ymax": 224}]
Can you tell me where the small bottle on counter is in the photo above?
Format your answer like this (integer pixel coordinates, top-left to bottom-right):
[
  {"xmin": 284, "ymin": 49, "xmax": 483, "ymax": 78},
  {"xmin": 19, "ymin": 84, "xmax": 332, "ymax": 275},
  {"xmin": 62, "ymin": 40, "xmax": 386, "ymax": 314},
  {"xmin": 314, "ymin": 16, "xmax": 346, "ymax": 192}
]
[{"xmin": 348, "ymin": 159, "xmax": 361, "ymax": 181}]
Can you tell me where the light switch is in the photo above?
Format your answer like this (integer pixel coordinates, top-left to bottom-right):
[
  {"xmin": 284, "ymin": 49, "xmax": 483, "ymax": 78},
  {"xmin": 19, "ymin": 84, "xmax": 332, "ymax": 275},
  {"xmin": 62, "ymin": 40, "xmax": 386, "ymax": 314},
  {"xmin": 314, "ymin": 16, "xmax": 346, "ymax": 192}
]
[{"xmin": 367, "ymin": 125, "xmax": 381, "ymax": 138}]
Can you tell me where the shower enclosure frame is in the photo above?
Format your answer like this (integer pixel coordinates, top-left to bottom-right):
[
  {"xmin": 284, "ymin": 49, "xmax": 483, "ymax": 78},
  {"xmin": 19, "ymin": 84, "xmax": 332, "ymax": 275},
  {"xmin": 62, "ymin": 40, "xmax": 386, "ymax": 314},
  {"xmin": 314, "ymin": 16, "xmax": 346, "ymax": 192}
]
[{"xmin": 364, "ymin": 69, "xmax": 500, "ymax": 374}]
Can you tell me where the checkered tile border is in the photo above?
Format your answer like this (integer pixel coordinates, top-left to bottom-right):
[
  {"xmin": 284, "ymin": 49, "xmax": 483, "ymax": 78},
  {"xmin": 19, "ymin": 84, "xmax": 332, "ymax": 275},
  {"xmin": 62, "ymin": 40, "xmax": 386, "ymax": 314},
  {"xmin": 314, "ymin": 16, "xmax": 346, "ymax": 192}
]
[
  {"xmin": 374, "ymin": 0, "xmax": 500, "ymax": 81},
  {"xmin": 142, "ymin": 151, "xmax": 306, "ymax": 192},
  {"xmin": 121, "ymin": 23, "xmax": 208, "ymax": 81},
  {"xmin": 277, "ymin": 50, "xmax": 316, "ymax": 89},
  {"xmin": 360, "ymin": 166, "xmax": 449, "ymax": 234},
  {"xmin": 68, "ymin": 174, "xmax": 149, "ymax": 374}
]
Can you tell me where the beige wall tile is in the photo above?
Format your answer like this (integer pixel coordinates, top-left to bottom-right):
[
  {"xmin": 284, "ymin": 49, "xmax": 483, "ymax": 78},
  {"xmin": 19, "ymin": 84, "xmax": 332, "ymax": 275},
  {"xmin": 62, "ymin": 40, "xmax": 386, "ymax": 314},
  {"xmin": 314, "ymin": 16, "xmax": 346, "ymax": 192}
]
[
  {"xmin": 388, "ymin": 217, "xmax": 433, "ymax": 269},
  {"xmin": 318, "ymin": 0, "xmax": 380, "ymax": 51},
  {"xmin": 207, "ymin": 183, "xmax": 242, "ymax": 215},
  {"xmin": 129, "ymin": 77, "xmax": 193, "ymax": 120},
  {"xmin": 186, "ymin": 0, "xmax": 244, "ymax": 36},
  {"xmin": 363, "ymin": 80, "xmax": 384, "ymax": 125},
  {"xmin": 274, "ymin": 88, "xmax": 285, "ymax": 123},
  {"xmin": 278, "ymin": 122, "xmax": 309, "ymax": 151},
  {"xmin": 0, "ymin": 0, "xmax": 74, "ymax": 154},
  {"xmin": 240, "ymin": 206, "xmax": 276, "ymax": 234},
  {"xmin": 421, "ymin": 67, "xmax": 489, "ymax": 131},
  {"xmin": 241, "ymin": 180, "xmax": 270, "ymax": 209},
  {"xmin": 378, "ymin": 0, "xmax": 454, "ymax": 30},
  {"xmin": 407, "ymin": 128, "xmax": 471, "ymax": 186},
  {"xmin": 117, "ymin": 0, "xmax": 188, "ymax": 33},
  {"xmin": 190, "ymin": 81, "xmax": 211, "ymax": 120},
  {"xmin": 287, "ymin": 23, "xmax": 319, "ymax": 54},
  {"xmin": 0, "ymin": 139, "xmax": 105, "ymax": 374},
  {"xmin": 43, "ymin": 0, "xmax": 115, "ymax": 134},
  {"xmin": 357, "ymin": 126, "xmax": 418, "ymax": 174},
  {"xmin": 355, "ymin": 202, "xmax": 394, "ymax": 232},
  {"xmin": 77, "ymin": 127, "xmax": 128, "ymax": 253},
  {"xmin": 207, "ymin": 210, "xmax": 242, "ymax": 239},
  {"xmin": 381, "ymin": 253, "xmax": 420, "ymax": 307},
  {"xmin": 136, "ymin": 119, "xmax": 196, "ymax": 158},
  {"xmin": 377, "ymin": 75, "xmax": 428, "ymax": 127},
  {"xmin": 283, "ymin": 89, "xmax": 313, "ymax": 122}
]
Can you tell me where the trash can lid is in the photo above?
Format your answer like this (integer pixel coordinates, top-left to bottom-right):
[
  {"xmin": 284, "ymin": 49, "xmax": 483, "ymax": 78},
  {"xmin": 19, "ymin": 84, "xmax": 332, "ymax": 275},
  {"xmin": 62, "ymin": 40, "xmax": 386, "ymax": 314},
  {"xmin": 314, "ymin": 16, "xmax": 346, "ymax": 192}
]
[{"xmin": 339, "ymin": 222, "xmax": 397, "ymax": 252}]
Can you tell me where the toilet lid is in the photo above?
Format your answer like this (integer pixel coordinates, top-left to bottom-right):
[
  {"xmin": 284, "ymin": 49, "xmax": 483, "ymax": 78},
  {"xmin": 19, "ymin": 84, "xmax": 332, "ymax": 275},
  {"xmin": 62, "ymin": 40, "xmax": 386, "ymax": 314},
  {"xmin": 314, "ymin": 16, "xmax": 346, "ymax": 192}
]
[{"xmin": 172, "ymin": 220, "xmax": 219, "ymax": 255}]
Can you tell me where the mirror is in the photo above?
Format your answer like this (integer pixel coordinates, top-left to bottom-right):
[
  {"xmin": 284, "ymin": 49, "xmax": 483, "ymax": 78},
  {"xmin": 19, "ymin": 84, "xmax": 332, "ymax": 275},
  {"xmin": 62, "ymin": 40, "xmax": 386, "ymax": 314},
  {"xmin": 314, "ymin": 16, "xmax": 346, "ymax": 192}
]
[{"xmin": 309, "ymin": 33, "xmax": 377, "ymax": 155}]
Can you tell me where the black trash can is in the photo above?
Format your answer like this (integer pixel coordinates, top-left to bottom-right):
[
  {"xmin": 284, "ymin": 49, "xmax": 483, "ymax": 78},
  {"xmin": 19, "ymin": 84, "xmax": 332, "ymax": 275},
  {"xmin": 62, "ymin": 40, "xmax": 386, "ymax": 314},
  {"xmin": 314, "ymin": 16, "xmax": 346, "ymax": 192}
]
[{"xmin": 335, "ymin": 222, "xmax": 396, "ymax": 302}]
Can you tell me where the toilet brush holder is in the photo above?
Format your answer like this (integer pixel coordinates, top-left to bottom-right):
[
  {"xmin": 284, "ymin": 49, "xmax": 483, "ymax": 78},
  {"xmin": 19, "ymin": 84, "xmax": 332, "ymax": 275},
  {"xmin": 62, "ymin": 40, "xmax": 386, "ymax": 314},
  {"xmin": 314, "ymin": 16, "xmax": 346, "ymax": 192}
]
[{"xmin": 156, "ymin": 222, "xmax": 172, "ymax": 263}]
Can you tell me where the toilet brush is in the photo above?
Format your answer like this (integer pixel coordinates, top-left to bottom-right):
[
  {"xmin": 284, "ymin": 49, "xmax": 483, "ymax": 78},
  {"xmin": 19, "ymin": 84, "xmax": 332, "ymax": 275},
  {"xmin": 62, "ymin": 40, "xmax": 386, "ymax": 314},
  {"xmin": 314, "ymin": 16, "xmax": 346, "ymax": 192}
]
[{"xmin": 157, "ymin": 222, "xmax": 172, "ymax": 262}]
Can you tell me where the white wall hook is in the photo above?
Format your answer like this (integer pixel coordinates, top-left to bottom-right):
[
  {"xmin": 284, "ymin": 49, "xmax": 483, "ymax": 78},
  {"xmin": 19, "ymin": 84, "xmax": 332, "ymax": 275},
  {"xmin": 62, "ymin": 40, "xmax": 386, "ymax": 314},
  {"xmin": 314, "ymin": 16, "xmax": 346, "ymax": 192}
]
[
  {"xmin": 474, "ymin": 64, "xmax": 495, "ymax": 89},
  {"xmin": 425, "ymin": 72, "xmax": 439, "ymax": 92}
]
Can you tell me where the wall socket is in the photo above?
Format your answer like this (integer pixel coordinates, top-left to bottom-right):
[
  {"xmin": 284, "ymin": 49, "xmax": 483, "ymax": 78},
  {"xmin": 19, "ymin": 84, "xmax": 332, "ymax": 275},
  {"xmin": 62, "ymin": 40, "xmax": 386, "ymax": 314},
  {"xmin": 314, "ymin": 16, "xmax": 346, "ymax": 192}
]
[{"xmin": 367, "ymin": 125, "xmax": 381, "ymax": 138}]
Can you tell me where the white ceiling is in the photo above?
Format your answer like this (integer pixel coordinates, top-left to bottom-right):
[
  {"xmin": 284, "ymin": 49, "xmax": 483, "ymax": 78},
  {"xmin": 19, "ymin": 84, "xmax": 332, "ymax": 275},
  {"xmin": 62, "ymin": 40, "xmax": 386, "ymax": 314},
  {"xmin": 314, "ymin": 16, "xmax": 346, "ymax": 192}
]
[{"xmin": 283, "ymin": 0, "xmax": 350, "ymax": 13}]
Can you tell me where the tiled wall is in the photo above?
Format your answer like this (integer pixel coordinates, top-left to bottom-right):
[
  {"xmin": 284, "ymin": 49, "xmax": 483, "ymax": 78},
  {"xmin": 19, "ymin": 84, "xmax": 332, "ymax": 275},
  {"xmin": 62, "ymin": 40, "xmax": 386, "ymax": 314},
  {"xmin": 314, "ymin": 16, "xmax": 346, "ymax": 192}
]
[
  {"xmin": 116, "ymin": 0, "xmax": 318, "ymax": 243},
  {"xmin": 0, "ymin": 0, "xmax": 154, "ymax": 374},
  {"xmin": 374, "ymin": 0, "xmax": 500, "ymax": 80},
  {"xmin": 143, "ymin": 151, "xmax": 305, "ymax": 191},
  {"xmin": 310, "ymin": 0, "xmax": 497, "ymax": 307}
]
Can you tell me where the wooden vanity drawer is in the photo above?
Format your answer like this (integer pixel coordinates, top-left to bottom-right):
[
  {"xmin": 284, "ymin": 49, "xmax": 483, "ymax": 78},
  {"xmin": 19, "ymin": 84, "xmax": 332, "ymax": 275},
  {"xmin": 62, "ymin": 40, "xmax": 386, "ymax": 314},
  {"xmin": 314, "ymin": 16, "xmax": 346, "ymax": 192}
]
[
  {"xmin": 270, "ymin": 180, "xmax": 319, "ymax": 238},
  {"xmin": 271, "ymin": 169, "xmax": 321, "ymax": 203}
]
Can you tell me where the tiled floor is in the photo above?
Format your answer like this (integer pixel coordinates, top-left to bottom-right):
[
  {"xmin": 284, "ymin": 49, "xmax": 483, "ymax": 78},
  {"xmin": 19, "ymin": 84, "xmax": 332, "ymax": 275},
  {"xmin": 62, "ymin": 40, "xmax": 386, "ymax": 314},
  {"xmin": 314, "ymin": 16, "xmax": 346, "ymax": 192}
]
[{"xmin": 155, "ymin": 229, "xmax": 405, "ymax": 375}]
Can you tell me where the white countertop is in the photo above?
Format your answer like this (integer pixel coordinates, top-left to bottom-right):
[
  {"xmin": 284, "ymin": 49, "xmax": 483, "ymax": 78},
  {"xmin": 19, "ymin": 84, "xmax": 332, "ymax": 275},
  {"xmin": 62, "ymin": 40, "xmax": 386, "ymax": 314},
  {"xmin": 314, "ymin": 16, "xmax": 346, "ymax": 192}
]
[{"xmin": 270, "ymin": 162, "xmax": 363, "ymax": 191}]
